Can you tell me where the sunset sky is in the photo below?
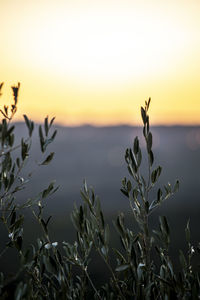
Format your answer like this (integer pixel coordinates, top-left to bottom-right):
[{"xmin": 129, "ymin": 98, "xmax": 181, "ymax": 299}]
[{"xmin": 0, "ymin": 0, "xmax": 200, "ymax": 125}]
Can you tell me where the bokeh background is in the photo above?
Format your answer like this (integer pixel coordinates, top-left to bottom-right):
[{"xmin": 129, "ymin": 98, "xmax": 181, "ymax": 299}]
[{"xmin": 0, "ymin": 0, "xmax": 200, "ymax": 276}]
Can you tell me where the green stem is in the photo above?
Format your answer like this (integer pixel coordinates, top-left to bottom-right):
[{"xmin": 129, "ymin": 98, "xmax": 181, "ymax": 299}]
[
  {"xmin": 97, "ymin": 249, "xmax": 126, "ymax": 300},
  {"xmin": 143, "ymin": 215, "xmax": 150, "ymax": 272},
  {"xmin": 84, "ymin": 268, "xmax": 102, "ymax": 300}
]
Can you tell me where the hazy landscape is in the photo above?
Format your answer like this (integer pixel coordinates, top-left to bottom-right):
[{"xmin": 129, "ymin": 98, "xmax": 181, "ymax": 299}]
[
  {"xmin": 1, "ymin": 113, "xmax": 200, "ymax": 294},
  {"xmin": 13, "ymin": 123, "xmax": 200, "ymax": 246},
  {"xmin": 19, "ymin": 124, "xmax": 200, "ymax": 208},
  {"xmin": 1, "ymin": 0, "xmax": 200, "ymax": 297},
  {"xmin": 1, "ymin": 116, "xmax": 200, "ymax": 297}
]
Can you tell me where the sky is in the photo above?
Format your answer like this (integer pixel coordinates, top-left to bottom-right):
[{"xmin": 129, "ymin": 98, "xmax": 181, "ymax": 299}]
[{"xmin": 0, "ymin": 0, "xmax": 200, "ymax": 125}]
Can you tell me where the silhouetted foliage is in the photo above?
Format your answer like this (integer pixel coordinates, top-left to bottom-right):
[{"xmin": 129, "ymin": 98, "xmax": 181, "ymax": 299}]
[{"xmin": 0, "ymin": 84, "xmax": 199, "ymax": 299}]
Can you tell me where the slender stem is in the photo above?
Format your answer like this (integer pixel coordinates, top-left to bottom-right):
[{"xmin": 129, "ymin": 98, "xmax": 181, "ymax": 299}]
[
  {"xmin": 84, "ymin": 268, "xmax": 102, "ymax": 300},
  {"xmin": 32, "ymin": 208, "xmax": 71, "ymax": 290},
  {"xmin": 131, "ymin": 132, "xmax": 151, "ymax": 274},
  {"xmin": 89, "ymin": 201, "xmax": 126, "ymax": 299},
  {"xmin": 146, "ymin": 155, "xmax": 151, "ymax": 202},
  {"xmin": 97, "ymin": 249, "xmax": 126, "ymax": 300},
  {"xmin": 0, "ymin": 246, "xmax": 8, "ymax": 258},
  {"xmin": 143, "ymin": 214, "xmax": 150, "ymax": 272}
]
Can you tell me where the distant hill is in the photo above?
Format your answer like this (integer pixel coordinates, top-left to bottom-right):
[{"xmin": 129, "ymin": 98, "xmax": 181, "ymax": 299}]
[
  {"xmin": 2, "ymin": 123, "xmax": 200, "ymax": 274},
  {"xmin": 13, "ymin": 123, "xmax": 200, "ymax": 214}
]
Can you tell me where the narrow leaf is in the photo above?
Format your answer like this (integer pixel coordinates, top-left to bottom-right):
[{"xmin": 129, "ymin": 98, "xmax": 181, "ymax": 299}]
[{"xmin": 40, "ymin": 152, "xmax": 54, "ymax": 165}]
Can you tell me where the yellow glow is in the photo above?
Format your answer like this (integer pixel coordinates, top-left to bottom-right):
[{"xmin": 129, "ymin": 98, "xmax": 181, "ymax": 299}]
[{"xmin": 0, "ymin": 0, "xmax": 200, "ymax": 125}]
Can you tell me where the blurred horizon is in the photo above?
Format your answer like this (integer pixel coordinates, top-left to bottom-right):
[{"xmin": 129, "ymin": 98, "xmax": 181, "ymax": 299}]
[
  {"xmin": 12, "ymin": 120, "xmax": 200, "ymax": 128},
  {"xmin": 2, "ymin": 123, "xmax": 200, "ymax": 275},
  {"xmin": 1, "ymin": 0, "xmax": 200, "ymax": 126}
]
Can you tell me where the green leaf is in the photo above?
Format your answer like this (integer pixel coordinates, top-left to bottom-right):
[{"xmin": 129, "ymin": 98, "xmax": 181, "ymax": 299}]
[
  {"xmin": 141, "ymin": 107, "xmax": 146, "ymax": 124},
  {"xmin": 8, "ymin": 173, "xmax": 15, "ymax": 189},
  {"xmin": 10, "ymin": 212, "xmax": 16, "ymax": 227},
  {"xmin": 50, "ymin": 117, "xmax": 55, "ymax": 127},
  {"xmin": 146, "ymin": 115, "xmax": 149, "ymax": 133},
  {"xmin": 23, "ymin": 115, "xmax": 34, "ymax": 137},
  {"xmin": 43, "ymin": 138, "xmax": 54, "ymax": 152},
  {"xmin": 147, "ymin": 132, "xmax": 152, "ymax": 153},
  {"xmin": 157, "ymin": 188, "xmax": 162, "ymax": 202},
  {"xmin": 101, "ymin": 246, "xmax": 108, "ymax": 257},
  {"xmin": 173, "ymin": 180, "xmax": 179, "ymax": 193},
  {"xmin": 127, "ymin": 164, "xmax": 134, "ymax": 176},
  {"xmin": 185, "ymin": 219, "xmax": 190, "ymax": 243},
  {"xmin": 51, "ymin": 130, "xmax": 57, "ymax": 140},
  {"xmin": 113, "ymin": 249, "xmax": 126, "ymax": 263},
  {"xmin": 157, "ymin": 166, "xmax": 162, "ymax": 177},
  {"xmin": 42, "ymin": 181, "xmax": 55, "ymax": 198},
  {"xmin": 44, "ymin": 116, "xmax": 49, "ymax": 136},
  {"xmin": 164, "ymin": 183, "xmax": 172, "ymax": 195},
  {"xmin": 133, "ymin": 136, "xmax": 139, "ymax": 154},
  {"xmin": 39, "ymin": 125, "xmax": 44, "ymax": 152},
  {"xmin": 125, "ymin": 148, "xmax": 130, "ymax": 164},
  {"xmin": 129, "ymin": 149, "xmax": 137, "ymax": 172},
  {"xmin": 16, "ymin": 157, "xmax": 20, "ymax": 168},
  {"xmin": 80, "ymin": 190, "xmax": 91, "ymax": 207},
  {"xmin": 100, "ymin": 211, "xmax": 105, "ymax": 229},
  {"xmin": 167, "ymin": 260, "xmax": 174, "ymax": 276},
  {"xmin": 115, "ymin": 214, "xmax": 125, "ymax": 236},
  {"xmin": 137, "ymin": 263, "xmax": 145, "ymax": 280},
  {"xmin": 115, "ymin": 264, "xmax": 130, "ymax": 272},
  {"xmin": 83, "ymin": 179, "xmax": 88, "ymax": 193},
  {"xmin": 160, "ymin": 216, "xmax": 170, "ymax": 237},
  {"xmin": 8, "ymin": 133, "xmax": 14, "ymax": 147},
  {"xmin": 40, "ymin": 152, "xmax": 54, "ymax": 165},
  {"xmin": 149, "ymin": 150, "xmax": 154, "ymax": 166},
  {"xmin": 151, "ymin": 167, "xmax": 162, "ymax": 184},
  {"xmin": 121, "ymin": 177, "xmax": 127, "ymax": 187},
  {"xmin": 127, "ymin": 180, "xmax": 132, "ymax": 192},
  {"xmin": 0, "ymin": 82, "xmax": 4, "ymax": 94},
  {"xmin": 120, "ymin": 188, "xmax": 129, "ymax": 197},
  {"xmin": 151, "ymin": 169, "xmax": 157, "ymax": 184},
  {"xmin": 9, "ymin": 215, "xmax": 24, "ymax": 232}
]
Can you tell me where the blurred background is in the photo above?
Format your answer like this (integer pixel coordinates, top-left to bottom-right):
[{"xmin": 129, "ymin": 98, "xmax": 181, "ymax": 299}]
[
  {"xmin": 1, "ymin": 123, "xmax": 199, "ymax": 277},
  {"xmin": 1, "ymin": 0, "xmax": 200, "ymax": 126},
  {"xmin": 0, "ymin": 0, "xmax": 200, "ymax": 277}
]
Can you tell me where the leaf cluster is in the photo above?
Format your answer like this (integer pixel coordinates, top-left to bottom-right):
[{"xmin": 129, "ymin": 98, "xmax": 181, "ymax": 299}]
[{"xmin": 0, "ymin": 86, "xmax": 199, "ymax": 299}]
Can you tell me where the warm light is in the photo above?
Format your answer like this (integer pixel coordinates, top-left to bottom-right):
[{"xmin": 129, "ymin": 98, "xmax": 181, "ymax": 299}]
[
  {"xmin": 18, "ymin": 5, "xmax": 188, "ymax": 85},
  {"xmin": 0, "ymin": 1, "xmax": 200, "ymax": 125}
]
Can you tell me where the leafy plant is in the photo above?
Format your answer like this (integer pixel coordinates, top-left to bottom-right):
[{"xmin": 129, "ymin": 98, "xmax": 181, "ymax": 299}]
[
  {"xmin": 0, "ymin": 84, "xmax": 199, "ymax": 299},
  {"xmin": 0, "ymin": 83, "xmax": 57, "ymax": 299}
]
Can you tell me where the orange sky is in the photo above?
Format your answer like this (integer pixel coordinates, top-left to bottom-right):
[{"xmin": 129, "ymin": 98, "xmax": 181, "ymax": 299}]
[{"xmin": 0, "ymin": 0, "xmax": 200, "ymax": 125}]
